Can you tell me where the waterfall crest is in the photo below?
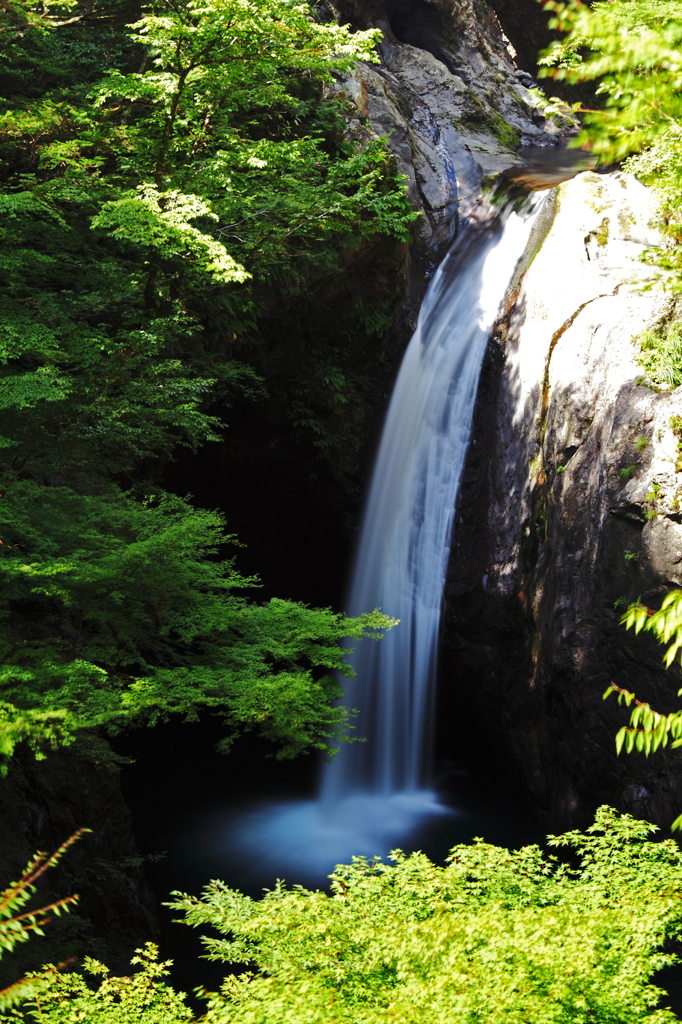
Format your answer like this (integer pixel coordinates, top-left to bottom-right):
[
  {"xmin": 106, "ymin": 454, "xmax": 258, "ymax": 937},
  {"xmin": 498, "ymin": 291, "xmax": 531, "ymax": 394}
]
[{"xmin": 222, "ymin": 191, "xmax": 543, "ymax": 880}]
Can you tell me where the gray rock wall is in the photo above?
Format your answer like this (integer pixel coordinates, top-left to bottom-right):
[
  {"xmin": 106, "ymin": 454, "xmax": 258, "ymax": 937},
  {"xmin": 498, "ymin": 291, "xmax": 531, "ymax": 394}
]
[
  {"xmin": 443, "ymin": 172, "xmax": 682, "ymax": 831},
  {"xmin": 329, "ymin": 0, "xmax": 573, "ymax": 320}
]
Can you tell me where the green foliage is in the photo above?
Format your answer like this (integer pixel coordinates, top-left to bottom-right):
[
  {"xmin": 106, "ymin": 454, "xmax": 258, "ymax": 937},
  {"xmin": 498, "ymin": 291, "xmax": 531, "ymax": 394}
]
[
  {"xmin": 0, "ymin": 840, "xmax": 190, "ymax": 1019},
  {"xmin": 0, "ymin": 0, "xmax": 416, "ymax": 485},
  {"xmin": 637, "ymin": 322, "xmax": 682, "ymax": 388},
  {"xmin": 0, "ymin": 480, "xmax": 396, "ymax": 767},
  {"xmin": 0, "ymin": 832, "xmax": 83, "ymax": 1012},
  {"xmin": 538, "ymin": 0, "xmax": 682, "ymax": 161},
  {"xmin": 606, "ymin": 588, "xmax": 682, "ymax": 826},
  {"xmin": 13, "ymin": 944, "xmax": 195, "ymax": 1023},
  {"xmin": 621, "ymin": 588, "xmax": 682, "ymax": 667},
  {"xmin": 161, "ymin": 807, "xmax": 682, "ymax": 1024},
  {"xmin": 620, "ymin": 464, "xmax": 638, "ymax": 482},
  {"xmin": 538, "ymin": 0, "xmax": 682, "ymax": 289},
  {"xmin": 0, "ymin": 705, "xmax": 75, "ymax": 773},
  {"xmin": 0, "ymin": 0, "xmax": 413, "ymax": 765},
  {"xmin": 9, "ymin": 811, "xmax": 682, "ymax": 1022},
  {"xmin": 606, "ymin": 680, "xmax": 682, "ymax": 756}
]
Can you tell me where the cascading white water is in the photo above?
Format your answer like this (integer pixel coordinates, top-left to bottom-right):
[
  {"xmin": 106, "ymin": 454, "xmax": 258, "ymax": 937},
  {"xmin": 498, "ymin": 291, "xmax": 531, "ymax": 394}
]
[
  {"xmin": 219, "ymin": 192, "xmax": 543, "ymax": 880},
  {"xmin": 322, "ymin": 195, "xmax": 541, "ymax": 804}
]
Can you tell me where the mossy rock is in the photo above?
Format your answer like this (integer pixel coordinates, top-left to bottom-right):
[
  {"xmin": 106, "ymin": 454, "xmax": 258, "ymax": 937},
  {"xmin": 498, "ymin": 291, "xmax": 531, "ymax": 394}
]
[{"xmin": 452, "ymin": 91, "xmax": 519, "ymax": 150}]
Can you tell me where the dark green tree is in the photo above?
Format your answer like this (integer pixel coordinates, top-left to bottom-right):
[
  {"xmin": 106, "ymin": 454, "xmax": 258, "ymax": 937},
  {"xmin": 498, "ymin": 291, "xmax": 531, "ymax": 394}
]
[{"xmin": 0, "ymin": 0, "xmax": 413, "ymax": 765}]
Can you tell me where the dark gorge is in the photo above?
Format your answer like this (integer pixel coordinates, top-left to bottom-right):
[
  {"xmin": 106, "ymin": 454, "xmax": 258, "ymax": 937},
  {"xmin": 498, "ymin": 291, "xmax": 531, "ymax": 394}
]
[{"xmin": 3, "ymin": 0, "xmax": 682, "ymax": 1013}]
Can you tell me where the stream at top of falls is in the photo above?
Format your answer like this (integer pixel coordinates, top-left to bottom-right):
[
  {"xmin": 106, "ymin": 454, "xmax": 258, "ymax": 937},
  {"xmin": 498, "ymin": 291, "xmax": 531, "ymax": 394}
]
[{"xmin": 192, "ymin": 190, "xmax": 547, "ymax": 885}]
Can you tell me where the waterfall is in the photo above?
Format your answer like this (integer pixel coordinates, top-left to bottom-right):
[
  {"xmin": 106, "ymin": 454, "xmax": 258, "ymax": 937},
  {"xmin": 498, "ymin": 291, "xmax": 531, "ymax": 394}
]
[
  {"xmin": 322, "ymin": 193, "xmax": 541, "ymax": 805},
  {"xmin": 222, "ymin": 191, "xmax": 543, "ymax": 880}
]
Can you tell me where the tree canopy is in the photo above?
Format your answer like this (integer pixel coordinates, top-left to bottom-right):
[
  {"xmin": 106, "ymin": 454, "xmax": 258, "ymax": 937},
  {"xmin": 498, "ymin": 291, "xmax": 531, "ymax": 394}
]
[{"xmin": 0, "ymin": 0, "xmax": 415, "ymax": 765}]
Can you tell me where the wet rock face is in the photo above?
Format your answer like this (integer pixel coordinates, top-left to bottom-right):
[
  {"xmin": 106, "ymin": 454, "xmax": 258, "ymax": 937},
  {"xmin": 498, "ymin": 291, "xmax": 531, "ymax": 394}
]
[
  {"xmin": 443, "ymin": 172, "xmax": 682, "ymax": 832},
  {"xmin": 329, "ymin": 0, "xmax": 573, "ymax": 318}
]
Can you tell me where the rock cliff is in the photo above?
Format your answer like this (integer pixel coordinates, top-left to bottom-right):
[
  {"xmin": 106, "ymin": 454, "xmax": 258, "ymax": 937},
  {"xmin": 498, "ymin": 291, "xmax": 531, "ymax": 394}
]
[
  {"xmin": 443, "ymin": 171, "xmax": 682, "ymax": 831},
  {"xmin": 327, "ymin": 0, "xmax": 682, "ymax": 832},
  {"xmin": 329, "ymin": 0, "xmax": 574, "ymax": 315}
]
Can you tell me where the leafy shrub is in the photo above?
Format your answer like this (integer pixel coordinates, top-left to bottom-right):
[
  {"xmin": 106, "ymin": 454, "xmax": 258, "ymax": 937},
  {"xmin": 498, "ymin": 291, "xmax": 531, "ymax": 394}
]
[
  {"xmin": 14, "ymin": 945, "xmax": 195, "ymax": 1024},
  {"xmin": 166, "ymin": 807, "xmax": 681, "ymax": 1024},
  {"xmin": 0, "ymin": 832, "xmax": 82, "ymax": 1012},
  {"xmin": 11, "ymin": 811, "xmax": 682, "ymax": 1023},
  {"xmin": 637, "ymin": 322, "xmax": 682, "ymax": 388}
]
